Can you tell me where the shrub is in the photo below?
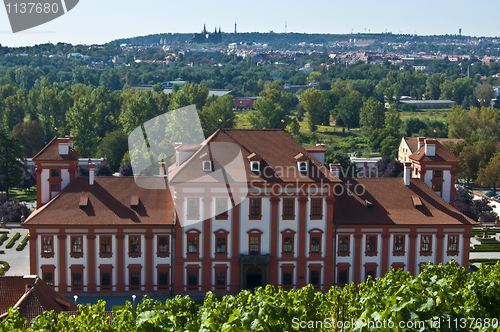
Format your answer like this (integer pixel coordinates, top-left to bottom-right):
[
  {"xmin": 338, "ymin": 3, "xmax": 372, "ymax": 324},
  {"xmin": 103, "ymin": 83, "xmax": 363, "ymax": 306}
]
[
  {"xmin": 5, "ymin": 232, "xmax": 20, "ymax": 249},
  {"xmin": 0, "ymin": 233, "xmax": 7, "ymax": 246},
  {"xmin": 0, "ymin": 261, "xmax": 8, "ymax": 275},
  {"xmin": 16, "ymin": 234, "xmax": 28, "ymax": 251}
]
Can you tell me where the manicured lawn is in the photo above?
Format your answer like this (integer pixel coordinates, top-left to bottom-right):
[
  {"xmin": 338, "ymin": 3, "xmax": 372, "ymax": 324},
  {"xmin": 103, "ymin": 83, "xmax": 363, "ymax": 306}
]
[
  {"xmin": 471, "ymin": 228, "xmax": 500, "ymax": 236},
  {"xmin": 0, "ymin": 261, "xmax": 8, "ymax": 275},
  {"xmin": 0, "ymin": 187, "xmax": 37, "ymax": 202}
]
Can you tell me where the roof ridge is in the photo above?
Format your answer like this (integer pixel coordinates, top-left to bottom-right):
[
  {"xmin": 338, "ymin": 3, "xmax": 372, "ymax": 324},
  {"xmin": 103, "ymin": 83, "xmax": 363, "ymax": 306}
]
[{"xmin": 32, "ymin": 137, "xmax": 57, "ymax": 160}]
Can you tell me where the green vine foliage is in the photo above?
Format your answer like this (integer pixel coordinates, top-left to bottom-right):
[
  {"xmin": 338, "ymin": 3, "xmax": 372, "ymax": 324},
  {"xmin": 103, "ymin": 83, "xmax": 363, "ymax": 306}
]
[{"xmin": 3, "ymin": 260, "xmax": 500, "ymax": 331}]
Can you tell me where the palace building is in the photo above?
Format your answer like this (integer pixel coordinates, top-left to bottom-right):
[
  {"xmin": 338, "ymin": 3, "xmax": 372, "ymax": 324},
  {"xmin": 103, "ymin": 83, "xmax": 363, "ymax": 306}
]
[{"xmin": 23, "ymin": 130, "xmax": 474, "ymax": 294}]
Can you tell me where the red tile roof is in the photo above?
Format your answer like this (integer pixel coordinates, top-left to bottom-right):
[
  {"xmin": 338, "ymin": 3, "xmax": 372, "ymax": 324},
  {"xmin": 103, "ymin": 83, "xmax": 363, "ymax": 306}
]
[
  {"xmin": 304, "ymin": 145, "xmax": 327, "ymax": 153},
  {"xmin": 0, "ymin": 276, "xmax": 77, "ymax": 324},
  {"xmin": 169, "ymin": 129, "xmax": 340, "ymax": 184},
  {"xmin": 404, "ymin": 137, "xmax": 463, "ymax": 154},
  {"xmin": 409, "ymin": 142, "xmax": 459, "ymax": 163},
  {"xmin": 23, "ymin": 177, "xmax": 174, "ymax": 226},
  {"xmin": 32, "ymin": 137, "xmax": 80, "ymax": 161},
  {"xmin": 334, "ymin": 178, "xmax": 475, "ymax": 226}
]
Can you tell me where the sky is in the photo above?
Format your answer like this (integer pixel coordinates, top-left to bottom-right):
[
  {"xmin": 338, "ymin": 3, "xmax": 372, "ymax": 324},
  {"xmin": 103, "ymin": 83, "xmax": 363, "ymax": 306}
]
[{"xmin": 1, "ymin": 0, "xmax": 500, "ymax": 47}]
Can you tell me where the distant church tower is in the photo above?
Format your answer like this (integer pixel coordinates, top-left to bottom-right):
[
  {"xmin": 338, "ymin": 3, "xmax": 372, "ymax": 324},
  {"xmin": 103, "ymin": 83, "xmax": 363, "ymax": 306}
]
[{"xmin": 235, "ymin": 22, "xmax": 237, "ymax": 34}]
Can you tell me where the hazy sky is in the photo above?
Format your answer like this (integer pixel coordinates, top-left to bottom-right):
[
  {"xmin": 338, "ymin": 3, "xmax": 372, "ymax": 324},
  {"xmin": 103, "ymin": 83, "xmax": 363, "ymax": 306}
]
[{"xmin": 1, "ymin": 0, "xmax": 500, "ymax": 47}]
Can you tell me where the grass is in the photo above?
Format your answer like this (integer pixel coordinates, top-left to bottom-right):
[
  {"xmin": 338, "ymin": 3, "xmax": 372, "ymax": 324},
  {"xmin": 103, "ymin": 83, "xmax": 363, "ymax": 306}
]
[
  {"xmin": 16, "ymin": 234, "xmax": 28, "ymax": 251},
  {"xmin": 0, "ymin": 261, "xmax": 8, "ymax": 275},
  {"xmin": 470, "ymin": 241, "xmax": 500, "ymax": 252},
  {"xmin": 0, "ymin": 187, "xmax": 37, "ymax": 202},
  {"xmin": 5, "ymin": 232, "xmax": 20, "ymax": 249}
]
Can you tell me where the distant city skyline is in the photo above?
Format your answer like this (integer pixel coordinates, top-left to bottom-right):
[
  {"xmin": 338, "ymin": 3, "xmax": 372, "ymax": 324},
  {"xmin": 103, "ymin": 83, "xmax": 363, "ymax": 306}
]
[{"xmin": 1, "ymin": 0, "xmax": 500, "ymax": 47}]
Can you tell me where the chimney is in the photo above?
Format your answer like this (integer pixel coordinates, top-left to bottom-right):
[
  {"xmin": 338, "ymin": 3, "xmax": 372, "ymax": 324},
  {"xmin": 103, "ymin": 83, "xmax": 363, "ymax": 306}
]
[
  {"xmin": 404, "ymin": 162, "xmax": 411, "ymax": 186},
  {"xmin": 329, "ymin": 163, "xmax": 341, "ymax": 177},
  {"xmin": 66, "ymin": 135, "xmax": 74, "ymax": 148},
  {"xmin": 424, "ymin": 139, "xmax": 436, "ymax": 157},
  {"xmin": 158, "ymin": 162, "xmax": 166, "ymax": 176},
  {"xmin": 417, "ymin": 137, "xmax": 425, "ymax": 150},
  {"xmin": 89, "ymin": 163, "xmax": 95, "ymax": 186},
  {"xmin": 58, "ymin": 138, "xmax": 70, "ymax": 155}
]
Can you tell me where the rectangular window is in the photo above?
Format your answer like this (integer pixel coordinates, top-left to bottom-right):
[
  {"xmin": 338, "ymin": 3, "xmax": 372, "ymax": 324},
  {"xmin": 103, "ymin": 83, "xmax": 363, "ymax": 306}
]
[
  {"xmin": 71, "ymin": 237, "xmax": 82, "ymax": 254},
  {"xmin": 43, "ymin": 272, "xmax": 53, "ymax": 286},
  {"xmin": 250, "ymin": 237, "xmax": 259, "ymax": 255},
  {"xmin": 311, "ymin": 237, "xmax": 321, "ymax": 253},
  {"xmin": 448, "ymin": 236, "xmax": 458, "ymax": 252},
  {"xmin": 72, "ymin": 272, "xmax": 82, "ymax": 286},
  {"xmin": 130, "ymin": 271, "xmax": 140, "ymax": 286},
  {"xmin": 100, "ymin": 236, "xmax": 111, "ymax": 253},
  {"xmin": 42, "ymin": 237, "xmax": 53, "ymax": 253},
  {"xmin": 216, "ymin": 271, "xmax": 226, "ymax": 286},
  {"xmin": 216, "ymin": 199, "xmax": 228, "ymax": 218},
  {"xmin": 283, "ymin": 271, "xmax": 292, "ymax": 285},
  {"xmin": 188, "ymin": 237, "xmax": 198, "ymax": 253},
  {"xmin": 129, "ymin": 236, "xmax": 140, "ymax": 253},
  {"xmin": 311, "ymin": 198, "xmax": 322, "ymax": 216},
  {"xmin": 216, "ymin": 237, "xmax": 226, "ymax": 253},
  {"xmin": 158, "ymin": 236, "xmax": 169, "ymax": 254},
  {"xmin": 366, "ymin": 269, "xmax": 376, "ymax": 280},
  {"xmin": 432, "ymin": 184, "xmax": 442, "ymax": 192},
  {"xmin": 283, "ymin": 237, "xmax": 293, "ymax": 253},
  {"xmin": 158, "ymin": 271, "xmax": 169, "ymax": 286},
  {"xmin": 50, "ymin": 169, "xmax": 59, "ymax": 177},
  {"xmin": 188, "ymin": 271, "xmax": 197, "ymax": 286},
  {"xmin": 339, "ymin": 270, "xmax": 348, "ymax": 284},
  {"xmin": 50, "ymin": 184, "xmax": 60, "ymax": 192},
  {"xmin": 188, "ymin": 198, "xmax": 199, "ymax": 216},
  {"xmin": 250, "ymin": 198, "xmax": 261, "ymax": 217},
  {"xmin": 434, "ymin": 170, "xmax": 442, "ymax": 178},
  {"xmin": 310, "ymin": 270, "xmax": 319, "ymax": 285},
  {"xmin": 283, "ymin": 198, "xmax": 294, "ymax": 216},
  {"xmin": 394, "ymin": 236, "xmax": 404, "ymax": 252},
  {"xmin": 421, "ymin": 236, "xmax": 431, "ymax": 252},
  {"xmin": 339, "ymin": 236, "xmax": 349, "ymax": 253},
  {"xmin": 101, "ymin": 271, "xmax": 111, "ymax": 286},
  {"xmin": 366, "ymin": 236, "xmax": 377, "ymax": 253}
]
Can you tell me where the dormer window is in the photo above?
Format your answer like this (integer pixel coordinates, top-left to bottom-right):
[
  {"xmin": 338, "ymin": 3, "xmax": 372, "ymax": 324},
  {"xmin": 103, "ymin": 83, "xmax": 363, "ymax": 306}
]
[
  {"xmin": 294, "ymin": 152, "xmax": 309, "ymax": 173},
  {"xmin": 247, "ymin": 152, "xmax": 263, "ymax": 172},
  {"xmin": 250, "ymin": 161, "xmax": 260, "ymax": 172},
  {"xmin": 298, "ymin": 161, "xmax": 307, "ymax": 173},
  {"xmin": 202, "ymin": 161, "xmax": 212, "ymax": 172}
]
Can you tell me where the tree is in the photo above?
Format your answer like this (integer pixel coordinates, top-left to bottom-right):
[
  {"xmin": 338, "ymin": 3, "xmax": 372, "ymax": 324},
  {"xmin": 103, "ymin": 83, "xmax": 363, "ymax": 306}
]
[
  {"xmin": 17, "ymin": 166, "xmax": 36, "ymax": 191},
  {"xmin": 452, "ymin": 77, "xmax": 475, "ymax": 105},
  {"xmin": 169, "ymin": 83, "xmax": 209, "ymax": 111},
  {"xmin": 247, "ymin": 97, "xmax": 288, "ymax": 129},
  {"xmin": 97, "ymin": 130, "xmax": 129, "ymax": 171},
  {"xmin": 359, "ymin": 97, "xmax": 385, "ymax": 138},
  {"xmin": 457, "ymin": 141, "xmax": 496, "ymax": 183},
  {"xmin": 300, "ymin": 88, "xmax": 322, "ymax": 132},
  {"xmin": 385, "ymin": 104, "xmax": 402, "ymax": 132},
  {"xmin": 425, "ymin": 73, "xmax": 445, "ymax": 100},
  {"xmin": 404, "ymin": 117, "xmax": 428, "ymax": 137},
  {"xmin": 476, "ymin": 154, "xmax": 500, "ymax": 193},
  {"xmin": 3, "ymin": 91, "xmax": 27, "ymax": 132},
  {"xmin": 0, "ymin": 197, "xmax": 29, "ymax": 222},
  {"xmin": 10, "ymin": 121, "xmax": 45, "ymax": 158},
  {"xmin": 447, "ymin": 107, "xmax": 472, "ymax": 139},
  {"xmin": 335, "ymin": 91, "xmax": 363, "ymax": 130},
  {"xmin": 119, "ymin": 163, "xmax": 133, "ymax": 176},
  {"xmin": 323, "ymin": 150, "xmax": 357, "ymax": 177},
  {"xmin": 375, "ymin": 156, "xmax": 403, "ymax": 178},
  {"xmin": 474, "ymin": 83, "xmax": 494, "ymax": 107},
  {"xmin": 454, "ymin": 187, "xmax": 497, "ymax": 223},
  {"xmin": 198, "ymin": 94, "xmax": 235, "ymax": 137},
  {"xmin": 66, "ymin": 97, "xmax": 102, "ymax": 157},
  {"xmin": 439, "ymin": 79, "xmax": 453, "ymax": 100},
  {"xmin": 95, "ymin": 164, "xmax": 113, "ymax": 176},
  {"xmin": 0, "ymin": 132, "xmax": 25, "ymax": 201},
  {"xmin": 119, "ymin": 90, "xmax": 155, "ymax": 134}
]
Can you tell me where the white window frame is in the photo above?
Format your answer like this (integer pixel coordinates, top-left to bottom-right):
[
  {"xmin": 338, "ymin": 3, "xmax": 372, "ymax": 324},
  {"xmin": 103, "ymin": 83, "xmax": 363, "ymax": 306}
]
[
  {"xmin": 250, "ymin": 161, "xmax": 260, "ymax": 172},
  {"xmin": 202, "ymin": 160, "xmax": 212, "ymax": 172},
  {"xmin": 298, "ymin": 161, "xmax": 308, "ymax": 173}
]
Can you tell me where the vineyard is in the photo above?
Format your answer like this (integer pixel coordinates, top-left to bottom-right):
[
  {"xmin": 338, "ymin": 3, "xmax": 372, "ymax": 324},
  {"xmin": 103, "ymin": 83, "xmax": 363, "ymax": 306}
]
[{"xmin": 2, "ymin": 260, "xmax": 500, "ymax": 331}]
